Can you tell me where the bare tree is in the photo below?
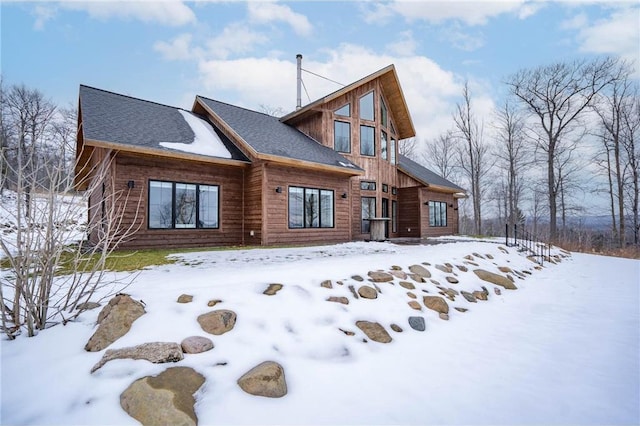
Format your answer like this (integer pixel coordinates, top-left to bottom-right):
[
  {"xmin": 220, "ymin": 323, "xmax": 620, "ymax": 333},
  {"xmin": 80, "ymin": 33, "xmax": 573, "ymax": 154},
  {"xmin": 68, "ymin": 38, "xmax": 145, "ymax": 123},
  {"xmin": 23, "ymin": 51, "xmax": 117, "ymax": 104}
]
[
  {"xmin": 398, "ymin": 137, "xmax": 419, "ymax": 159},
  {"xmin": 259, "ymin": 104, "xmax": 287, "ymax": 117},
  {"xmin": 621, "ymin": 88, "xmax": 640, "ymax": 244},
  {"xmin": 422, "ymin": 130, "xmax": 458, "ymax": 182},
  {"xmin": 506, "ymin": 56, "xmax": 620, "ymax": 241},
  {"xmin": 452, "ymin": 81, "xmax": 489, "ymax": 235}
]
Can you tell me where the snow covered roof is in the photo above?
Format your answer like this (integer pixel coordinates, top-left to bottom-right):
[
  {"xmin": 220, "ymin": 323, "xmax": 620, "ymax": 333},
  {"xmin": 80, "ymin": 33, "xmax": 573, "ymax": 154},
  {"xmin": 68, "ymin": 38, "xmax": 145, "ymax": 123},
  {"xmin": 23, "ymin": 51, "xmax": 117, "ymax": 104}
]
[{"xmin": 78, "ymin": 85, "xmax": 248, "ymax": 163}]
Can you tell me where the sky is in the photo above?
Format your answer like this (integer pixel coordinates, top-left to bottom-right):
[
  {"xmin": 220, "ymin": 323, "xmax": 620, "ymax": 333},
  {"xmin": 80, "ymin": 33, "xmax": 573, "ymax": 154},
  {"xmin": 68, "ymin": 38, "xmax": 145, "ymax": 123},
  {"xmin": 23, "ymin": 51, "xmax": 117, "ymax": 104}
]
[{"xmin": 2, "ymin": 0, "xmax": 639, "ymax": 145}]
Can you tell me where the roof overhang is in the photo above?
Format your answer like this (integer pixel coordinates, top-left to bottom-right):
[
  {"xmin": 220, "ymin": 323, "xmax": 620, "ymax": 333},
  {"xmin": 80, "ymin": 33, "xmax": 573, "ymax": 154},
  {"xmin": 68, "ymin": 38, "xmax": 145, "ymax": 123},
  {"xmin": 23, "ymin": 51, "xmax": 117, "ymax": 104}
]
[
  {"xmin": 397, "ymin": 166, "xmax": 463, "ymax": 194},
  {"xmin": 280, "ymin": 64, "xmax": 416, "ymax": 140}
]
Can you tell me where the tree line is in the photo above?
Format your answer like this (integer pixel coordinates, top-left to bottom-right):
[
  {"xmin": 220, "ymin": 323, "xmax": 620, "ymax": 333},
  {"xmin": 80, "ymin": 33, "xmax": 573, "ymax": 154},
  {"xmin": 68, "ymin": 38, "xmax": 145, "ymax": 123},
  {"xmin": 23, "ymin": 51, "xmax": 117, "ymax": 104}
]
[{"xmin": 402, "ymin": 56, "xmax": 639, "ymax": 253}]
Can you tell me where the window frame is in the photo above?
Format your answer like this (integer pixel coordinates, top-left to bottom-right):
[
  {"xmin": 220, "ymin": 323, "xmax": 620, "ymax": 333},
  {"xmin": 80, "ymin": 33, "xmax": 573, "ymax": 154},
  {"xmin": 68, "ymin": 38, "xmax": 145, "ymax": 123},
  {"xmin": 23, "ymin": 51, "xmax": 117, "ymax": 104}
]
[
  {"xmin": 359, "ymin": 91, "xmax": 375, "ymax": 121},
  {"xmin": 335, "ymin": 103, "xmax": 350, "ymax": 117},
  {"xmin": 428, "ymin": 201, "xmax": 448, "ymax": 227},
  {"xmin": 360, "ymin": 125, "xmax": 376, "ymax": 157},
  {"xmin": 148, "ymin": 179, "xmax": 220, "ymax": 230},
  {"xmin": 334, "ymin": 120, "xmax": 351, "ymax": 153},
  {"xmin": 360, "ymin": 181, "xmax": 376, "ymax": 191},
  {"xmin": 381, "ymin": 130, "xmax": 388, "ymax": 160},
  {"xmin": 288, "ymin": 186, "xmax": 335, "ymax": 229},
  {"xmin": 392, "ymin": 200, "xmax": 397, "ymax": 233},
  {"xmin": 361, "ymin": 196, "xmax": 376, "ymax": 233}
]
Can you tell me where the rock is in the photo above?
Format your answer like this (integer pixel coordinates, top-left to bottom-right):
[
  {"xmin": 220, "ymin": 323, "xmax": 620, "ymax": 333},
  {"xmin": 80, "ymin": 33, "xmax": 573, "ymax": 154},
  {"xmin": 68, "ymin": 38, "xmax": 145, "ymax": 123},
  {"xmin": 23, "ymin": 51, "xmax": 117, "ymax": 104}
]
[
  {"xmin": 472, "ymin": 253, "xmax": 485, "ymax": 259},
  {"xmin": 339, "ymin": 328, "xmax": 355, "ymax": 336},
  {"xmin": 456, "ymin": 265, "xmax": 468, "ymax": 272},
  {"xmin": 120, "ymin": 366, "xmax": 205, "ymax": 426},
  {"xmin": 358, "ymin": 286, "xmax": 378, "ymax": 299},
  {"xmin": 390, "ymin": 324, "xmax": 403, "ymax": 332},
  {"xmin": 197, "ymin": 310, "xmax": 237, "ymax": 335},
  {"xmin": 355, "ymin": 321, "xmax": 392, "ymax": 343},
  {"xmin": 327, "ymin": 296, "xmax": 349, "ymax": 305},
  {"xmin": 435, "ymin": 264, "xmax": 452, "ymax": 273},
  {"xmin": 389, "ymin": 270, "xmax": 408, "ymax": 280},
  {"xmin": 430, "ymin": 279, "xmax": 440, "ymax": 285},
  {"xmin": 207, "ymin": 299, "xmax": 222, "ymax": 307},
  {"xmin": 422, "ymin": 262, "xmax": 431, "ymax": 266},
  {"xmin": 237, "ymin": 361, "xmax": 287, "ymax": 398},
  {"xmin": 76, "ymin": 301, "xmax": 101, "ymax": 311},
  {"xmin": 181, "ymin": 336, "xmax": 214, "ymax": 354},
  {"xmin": 399, "ymin": 281, "xmax": 416, "ymax": 290},
  {"xmin": 423, "ymin": 295, "xmax": 449, "ymax": 314},
  {"xmin": 446, "ymin": 276, "xmax": 459, "ymax": 284},
  {"xmin": 390, "ymin": 265, "xmax": 403, "ymax": 271},
  {"xmin": 409, "ymin": 274, "xmax": 425, "ymax": 283},
  {"xmin": 177, "ymin": 294, "xmax": 193, "ymax": 303},
  {"xmin": 367, "ymin": 271, "xmax": 394, "ymax": 282},
  {"xmin": 494, "ymin": 288, "xmax": 502, "ymax": 295},
  {"xmin": 464, "ymin": 255, "xmax": 474, "ymax": 260},
  {"xmin": 439, "ymin": 313, "xmax": 450, "ymax": 321},
  {"xmin": 486, "ymin": 254, "xmax": 494, "ymax": 259},
  {"xmin": 464, "ymin": 260, "xmax": 480, "ymax": 266},
  {"xmin": 348, "ymin": 285, "xmax": 359, "ymax": 299},
  {"xmin": 351, "ymin": 275, "xmax": 364, "ymax": 282},
  {"xmin": 473, "ymin": 290, "xmax": 488, "ymax": 301},
  {"xmin": 85, "ymin": 294, "xmax": 146, "ymax": 352},
  {"xmin": 461, "ymin": 291, "xmax": 477, "ymax": 303},
  {"xmin": 498, "ymin": 266, "xmax": 513, "ymax": 274},
  {"xmin": 320, "ymin": 280, "xmax": 333, "ymax": 289},
  {"xmin": 91, "ymin": 342, "xmax": 183, "ymax": 373},
  {"xmin": 372, "ymin": 283, "xmax": 383, "ymax": 293},
  {"xmin": 336, "ymin": 280, "xmax": 344, "ymax": 285},
  {"xmin": 263, "ymin": 283, "xmax": 283, "ymax": 295},
  {"xmin": 408, "ymin": 316, "xmax": 426, "ymax": 331},
  {"xmin": 473, "ymin": 269, "xmax": 518, "ymax": 290},
  {"xmin": 408, "ymin": 264, "xmax": 431, "ymax": 278},
  {"xmin": 455, "ymin": 307, "xmax": 468, "ymax": 313},
  {"xmin": 407, "ymin": 292, "xmax": 417, "ymax": 299},
  {"xmin": 441, "ymin": 288, "xmax": 458, "ymax": 300},
  {"xmin": 408, "ymin": 301, "xmax": 422, "ymax": 310},
  {"xmin": 498, "ymin": 246, "xmax": 509, "ymax": 254}
]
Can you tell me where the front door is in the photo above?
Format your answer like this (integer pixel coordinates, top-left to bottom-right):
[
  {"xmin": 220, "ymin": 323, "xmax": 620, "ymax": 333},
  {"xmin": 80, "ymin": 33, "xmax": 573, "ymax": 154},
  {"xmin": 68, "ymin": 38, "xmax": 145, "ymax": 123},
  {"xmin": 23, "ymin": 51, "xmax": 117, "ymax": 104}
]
[{"xmin": 382, "ymin": 198, "xmax": 389, "ymax": 238}]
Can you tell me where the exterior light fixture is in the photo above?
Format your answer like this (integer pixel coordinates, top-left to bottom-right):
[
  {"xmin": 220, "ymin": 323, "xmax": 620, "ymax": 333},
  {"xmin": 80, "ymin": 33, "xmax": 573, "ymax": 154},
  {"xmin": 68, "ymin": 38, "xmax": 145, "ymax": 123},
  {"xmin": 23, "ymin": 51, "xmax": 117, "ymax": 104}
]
[
  {"xmin": 341, "ymin": 193, "xmax": 348, "ymax": 199},
  {"xmin": 127, "ymin": 180, "xmax": 135, "ymax": 189},
  {"xmin": 275, "ymin": 186, "xmax": 282, "ymax": 193}
]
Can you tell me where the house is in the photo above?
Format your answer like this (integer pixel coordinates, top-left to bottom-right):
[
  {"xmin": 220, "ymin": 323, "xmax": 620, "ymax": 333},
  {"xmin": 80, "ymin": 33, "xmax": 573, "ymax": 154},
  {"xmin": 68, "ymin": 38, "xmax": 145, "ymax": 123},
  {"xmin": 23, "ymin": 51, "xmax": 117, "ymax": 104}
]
[{"xmin": 75, "ymin": 64, "xmax": 465, "ymax": 249}]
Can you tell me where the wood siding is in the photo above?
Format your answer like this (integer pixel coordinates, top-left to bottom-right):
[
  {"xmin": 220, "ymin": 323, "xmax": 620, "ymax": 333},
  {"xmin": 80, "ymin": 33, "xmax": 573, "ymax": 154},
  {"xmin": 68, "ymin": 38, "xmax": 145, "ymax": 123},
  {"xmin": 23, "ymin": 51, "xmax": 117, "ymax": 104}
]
[
  {"xmin": 398, "ymin": 187, "xmax": 420, "ymax": 238},
  {"xmin": 110, "ymin": 152, "xmax": 246, "ymax": 249},
  {"xmin": 262, "ymin": 163, "xmax": 352, "ymax": 245},
  {"xmin": 419, "ymin": 189, "xmax": 459, "ymax": 237}
]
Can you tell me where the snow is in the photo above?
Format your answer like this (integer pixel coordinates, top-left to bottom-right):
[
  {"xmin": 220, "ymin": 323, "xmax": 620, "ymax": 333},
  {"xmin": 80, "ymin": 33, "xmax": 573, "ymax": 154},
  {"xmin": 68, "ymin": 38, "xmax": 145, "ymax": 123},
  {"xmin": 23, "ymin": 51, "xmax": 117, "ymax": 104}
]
[
  {"xmin": 1, "ymin": 240, "xmax": 639, "ymax": 425},
  {"xmin": 160, "ymin": 110, "xmax": 232, "ymax": 159}
]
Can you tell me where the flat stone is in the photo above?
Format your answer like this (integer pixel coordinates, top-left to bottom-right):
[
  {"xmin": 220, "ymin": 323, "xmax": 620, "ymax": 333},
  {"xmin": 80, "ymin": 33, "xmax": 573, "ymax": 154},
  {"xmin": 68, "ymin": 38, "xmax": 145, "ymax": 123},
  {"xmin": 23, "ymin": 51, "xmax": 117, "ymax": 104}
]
[
  {"xmin": 473, "ymin": 290, "xmax": 488, "ymax": 301},
  {"xmin": 348, "ymin": 285, "xmax": 359, "ymax": 299},
  {"xmin": 263, "ymin": 283, "xmax": 283, "ymax": 295},
  {"xmin": 85, "ymin": 294, "xmax": 146, "ymax": 352},
  {"xmin": 351, "ymin": 275, "xmax": 364, "ymax": 282},
  {"xmin": 408, "ymin": 316, "xmax": 426, "ymax": 331},
  {"xmin": 390, "ymin": 324, "xmax": 403, "ymax": 332},
  {"xmin": 181, "ymin": 336, "xmax": 214, "ymax": 354},
  {"xmin": 177, "ymin": 294, "xmax": 193, "ymax": 303},
  {"xmin": 408, "ymin": 301, "xmax": 422, "ymax": 310},
  {"xmin": 368, "ymin": 271, "xmax": 394, "ymax": 282},
  {"xmin": 207, "ymin": 299, "xmax": 222, "ymax": 307},
  {"xmin": 494, "ymin": 288, "xmax": 502, "ymax": 295},
  {"xmin": 435, "ymin": 264, "xmax": 453, "ymax": 273},
  {"xmin": 407, "ymin": 292, "xmax": 417, "ymax": 299},
  {"xmin": 320, "ymin": 280, "xmax": 333, "ymax": 289},
  {"xmin": 455, "ymin": 307, "xmax": 468, "ymax": 313},
  {"xmin": 237, "ymin": 361, "xmax": 287, "ymax": 398},
  {"xmin": 461, "ymin": 291, "xmax": 477, "ymax": 303},
  {"xmin": 91, "ymin": 342, "xmax": 184, "ymax": 373},
  {"xmin": 408, "ymin": 264, "xmax": 431, "ymax": 278},
  {"xmin": 456, "ymin": 265, "xmax": 468, "ymax": 272},
  {"xmin": 474, "ymin": 269, "xmax": 518, "ymax": 290},
  {"xmin": 327, "ymin": 296, "xmax": 349, "ymax": 305},
  {"xmin": 446, "ymin": 276, "xmax": 459, "ymax": 284},
  {"xmin": 409, "ymin": 274, "xmax": 425, "ymax": 283},
  {"xmin": 390, "ymin": 265, "xmax": 403, "ymax": 271},
  {"xmin": 355, "ymin": 321, "xmax": 392, "ymax": 343},
  {"xmin": 439, "ymin": 313, "xmax": 450, "ymax": 321},
  {"xmin": 423, "ymin": 295, "xmax": 449, "ymax": 314},
  {"xmin": 120, "ymin": 367, "xmax": 205, "ymax": 426},
  {"xmin": 486, "ymin": 254, "xmax": 494, "ymax": 259},
  {"xmin": 339, "ymin": 328, "xmax": 355, "ymax": 336},
  {"xmin": 498, "ymin": 266, "xmax": 513, "ymax": 273},
  {"xmin": 358, "ymin": 286, "xmax": 378, "ymax": 299},
  {"xmin": 197, "ymin": 310, "xmax": 237, "ymax": 335},
  {"xmin": 473, "ymin": 253, "xmax": 485, "ymax": 259},
  {"xmin": 389, "ymin": 270, "xmax": 408, "ymax": 280},
  {"xmin": 76, "ymin": 301, "xmax": 101, "ymax": 311},
  {"xmin": 399, "ymin": 281, "xmax": 416, "ymax": 290}
]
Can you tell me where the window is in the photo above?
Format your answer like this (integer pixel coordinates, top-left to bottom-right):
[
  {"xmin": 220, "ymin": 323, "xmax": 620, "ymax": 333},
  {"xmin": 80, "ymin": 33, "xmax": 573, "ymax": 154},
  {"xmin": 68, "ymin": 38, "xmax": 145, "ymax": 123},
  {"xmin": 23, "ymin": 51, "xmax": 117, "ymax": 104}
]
[
  {"xmin": 382, "ymin": 184, "xmax": 388, "ymax": 193},
  {"xmin": 289, "ymin": 186, "xmax": 334, "ymax": 229},
  {"xmin": 149, "ymin": 180, "xmax": 219, "ymax": 229},
  {"xmin": 381, "ymin": 131, "xmax": 388, "ymax": 160},
  {"xmin": 390, "ymin": 121, "xmax": 396, "ymax": 135},
  {"xmin": 392, "ymin": 200, "xmax": 397, "ymax": 233},
  {"xmin": 361, "ymin": 197, "xmax": 376, "ymax": 233},
  {"xmin": 334, "ymin": 121, "xmax": 351, "ymax": 153},
  {"xmin": 380, "ymin": 97, "xmax": 388, "ymax": 127},
  {"xmin": 390, "ymin": 138, "xmax": 397, "ymax": 165},
  {"xmin": 391, "ymin": 186, "xmax": 397, "ymax": 195},
  {"xmin": 359, "ymin": 92, "xmax": 374, "ymax": 121},
  {"xmin": 335, "ymin": 104, "xmax": 350, "ymax": 117},
  {"xmin": 360, "ymin": 125, "xmax": 375, "ymax": 156},
  {"xmin": 428, "ymin": 201, "xmax": 447, "ymax": 227},
  {"xmin": 360, "ymin": 181, "xmax": 376, "ymax": 191}
]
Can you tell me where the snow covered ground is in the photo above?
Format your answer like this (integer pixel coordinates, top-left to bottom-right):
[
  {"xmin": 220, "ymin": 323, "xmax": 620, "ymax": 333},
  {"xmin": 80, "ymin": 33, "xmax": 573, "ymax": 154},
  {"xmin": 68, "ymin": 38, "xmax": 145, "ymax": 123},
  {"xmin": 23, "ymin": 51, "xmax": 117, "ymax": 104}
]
[{"xmin": 1, "ymin": 240, "xmax": 639, "ymax": 425}]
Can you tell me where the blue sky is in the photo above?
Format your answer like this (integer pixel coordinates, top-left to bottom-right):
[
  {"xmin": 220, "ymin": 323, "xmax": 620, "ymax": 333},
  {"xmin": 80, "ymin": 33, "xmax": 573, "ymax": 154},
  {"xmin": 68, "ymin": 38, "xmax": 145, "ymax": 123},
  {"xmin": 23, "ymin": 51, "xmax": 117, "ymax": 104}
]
[{"xmin": 2, "ymin": 1, "xmax": 639, "ymax": 142}]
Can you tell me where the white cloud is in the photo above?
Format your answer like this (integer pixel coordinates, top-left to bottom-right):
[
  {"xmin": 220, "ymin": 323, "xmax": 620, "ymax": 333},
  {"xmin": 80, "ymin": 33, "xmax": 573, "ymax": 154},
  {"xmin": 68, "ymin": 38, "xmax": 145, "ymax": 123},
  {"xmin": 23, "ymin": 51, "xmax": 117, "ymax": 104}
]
[
  {"xmin": 385, "ymin": 31, "xmax": 418, "ymax": 56},
  {"xmin": 442, "ymin": 25, "xmax": 486, "ymax": 51},
  {"xmin": 205, "ymin": 23, "xmax": 269, "ymax": 60},
  {"xmin": 560, "ymin": 12, "xmax": 588, "ymax": 30},
  {"xmin": 247, "ymin": 1, "xmax": 312, "ymax": 36},
  {"xmin": 32, "ymin": 5, "xmax": 57, "ymax": 30},
  {"xmin": 60, "ymin": 0, "xmax": 196, "ymax": 27},
  {"xmin": 362, "ymin": 0, "xmax": 539, "ymax": 26},
  {"xmin": 154, "ymin": 33, "xmax": 201, "ymax": 61}
]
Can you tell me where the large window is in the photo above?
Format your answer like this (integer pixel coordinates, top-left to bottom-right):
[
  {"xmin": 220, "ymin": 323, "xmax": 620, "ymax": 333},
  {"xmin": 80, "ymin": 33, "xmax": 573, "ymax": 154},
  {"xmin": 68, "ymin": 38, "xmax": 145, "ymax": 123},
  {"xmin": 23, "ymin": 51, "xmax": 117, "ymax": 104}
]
[
  {"xmin": 390, "ymin": 138, "xmax": 397, "ymax": 165},
  {"xmin": 289, "ymin": 186, "xmax": 334, "ymax": 229},
  {"xmin": 359, "ymin": 92, "xmax": 374, "ymax": 121},
  {"xmin": 361, "ymin": 197, "xmax": 376, "ymax": 233},
  {"xmin": 149, "ymin": 180, "xmax": 219, "ymax": 229},
  {"xmin": 360, "ymin": 125, "xmax": 375, "ymax": 156},
  {"xmin": 381, "ymin": 131, "xmax": 388, "ymax": 160},
  {"xmin": 428, "ymin": 201, "xmax": 447, "ymax": 227},
  {"xmin": 334, "ymin": 121, "xmax": 351, "ymax": 153}
]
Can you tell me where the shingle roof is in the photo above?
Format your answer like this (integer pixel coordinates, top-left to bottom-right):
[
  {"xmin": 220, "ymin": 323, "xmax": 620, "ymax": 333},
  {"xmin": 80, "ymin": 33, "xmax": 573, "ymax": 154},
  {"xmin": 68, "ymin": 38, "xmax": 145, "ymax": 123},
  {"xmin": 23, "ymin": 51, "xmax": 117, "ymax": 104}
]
[
  {"xmin": 78, "ymin": 85, "xmax": 248, "ymax": 162},
  {"xmin": 196, "ymin": 96, "xmax": 362, "ymax": 172},
  {"xmin": 398, "ymin": 154, "xmax": 465, "ymax": 192}
]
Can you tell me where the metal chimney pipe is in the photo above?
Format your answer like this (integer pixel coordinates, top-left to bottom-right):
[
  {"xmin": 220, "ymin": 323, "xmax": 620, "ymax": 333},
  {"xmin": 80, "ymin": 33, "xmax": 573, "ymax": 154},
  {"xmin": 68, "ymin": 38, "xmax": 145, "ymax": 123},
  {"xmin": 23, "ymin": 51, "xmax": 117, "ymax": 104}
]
[{"xmin": 296, "ymin": 54, "xmax": 302, "ymax": 110}]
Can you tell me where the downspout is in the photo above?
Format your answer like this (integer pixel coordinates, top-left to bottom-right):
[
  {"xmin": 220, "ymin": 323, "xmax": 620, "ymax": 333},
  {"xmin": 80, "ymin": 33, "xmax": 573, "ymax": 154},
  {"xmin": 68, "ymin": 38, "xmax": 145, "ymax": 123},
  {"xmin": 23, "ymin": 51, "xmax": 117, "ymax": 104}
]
[{"xmin": 296, "ymin": 54, "xmax": 302, "ymax": 110}]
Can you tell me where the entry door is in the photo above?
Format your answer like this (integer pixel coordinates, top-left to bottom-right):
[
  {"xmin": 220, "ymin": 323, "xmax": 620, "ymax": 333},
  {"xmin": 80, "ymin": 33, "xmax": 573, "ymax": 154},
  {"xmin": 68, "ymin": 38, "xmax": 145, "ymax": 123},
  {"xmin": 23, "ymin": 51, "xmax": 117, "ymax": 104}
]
[{"xmin": 382, "ymin": 198, "xmax": 389, "ymax": 238}]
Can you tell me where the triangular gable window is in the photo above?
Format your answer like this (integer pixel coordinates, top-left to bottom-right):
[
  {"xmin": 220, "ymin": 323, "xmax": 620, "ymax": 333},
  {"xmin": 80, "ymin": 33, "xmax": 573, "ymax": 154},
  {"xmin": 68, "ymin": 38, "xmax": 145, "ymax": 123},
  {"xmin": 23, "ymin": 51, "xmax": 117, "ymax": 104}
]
[{"xmin": 335, "ymin": 103, "xmax": 350, "ymax": 117}]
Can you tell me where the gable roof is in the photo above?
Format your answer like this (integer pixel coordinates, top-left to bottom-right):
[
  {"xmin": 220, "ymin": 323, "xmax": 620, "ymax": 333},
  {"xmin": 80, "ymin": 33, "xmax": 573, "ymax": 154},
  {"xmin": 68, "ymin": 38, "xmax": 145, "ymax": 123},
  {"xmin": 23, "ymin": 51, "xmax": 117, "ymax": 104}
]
[
  {"xmin": 280, "ymin": 65, "xmax": 416, "ymax": 140},
  {"xmin": 398, "ymin": 154, "xmax": 465, "ymax": 193},
  {"xmin": 195, "ymin": 96, "xmax": 362, "ymax": 174},
  {"xmin": 78, "ymin": 85, "xmax": 248, "ymax": 163}
]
